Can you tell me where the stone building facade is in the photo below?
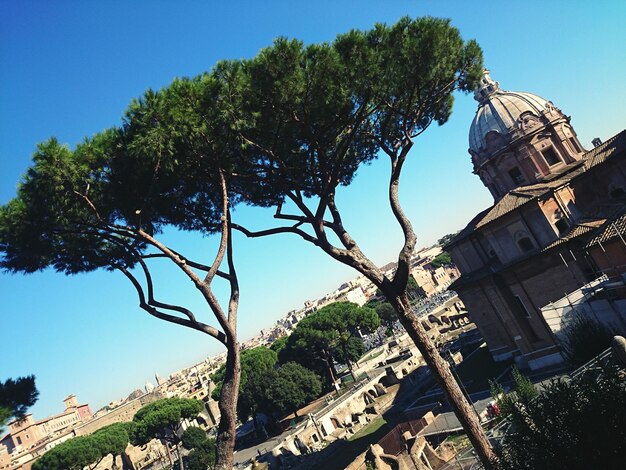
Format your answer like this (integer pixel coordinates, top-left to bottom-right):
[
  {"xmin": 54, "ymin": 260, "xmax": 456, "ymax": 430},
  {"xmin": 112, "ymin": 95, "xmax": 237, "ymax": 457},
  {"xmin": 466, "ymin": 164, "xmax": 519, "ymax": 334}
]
[
  {"xmin": 0, "ymin": 395, "xmax": 93, "ymax": 470},
  {"xmin": 448, "ymin": 70, "xmax": 626, "ymax": 369}
]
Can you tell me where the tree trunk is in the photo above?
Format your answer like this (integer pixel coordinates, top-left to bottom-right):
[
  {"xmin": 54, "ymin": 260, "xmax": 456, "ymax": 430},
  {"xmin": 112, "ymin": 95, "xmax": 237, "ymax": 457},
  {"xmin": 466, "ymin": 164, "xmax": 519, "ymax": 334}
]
[
  {"xmin": 323, "ymin": 349, "xmax": 338, "ymax": 389},
  {"xmin": 214, "ymin": 338, "xmax": 241, "ymax": 470},
  {"xmin": 176, "ymin": 443, "xmax": 184, "ymax": 470},
  {"xmin": 347, "ymin": 358, "xmax": 357, "ymax": 382},
  {"xmin": 386, "ymin": 289, "xmax": 496, "ymax": 469},
  {"xmin": 121, "ymin": 450, "xmax": 135, "ymax": 470},
  {"xmin": 163, "ymin": 439, "xmax": 173, "ymax": 467}
]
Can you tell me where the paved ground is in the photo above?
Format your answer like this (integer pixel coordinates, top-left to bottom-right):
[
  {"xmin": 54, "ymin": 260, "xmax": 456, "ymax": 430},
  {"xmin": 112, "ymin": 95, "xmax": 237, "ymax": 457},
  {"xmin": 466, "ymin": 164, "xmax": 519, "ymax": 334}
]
[
  {"xmin": 420, "ymin": 397, "xmax": 494, "ymax": 436},
  {"xmin": 234, "ymin": 428, "xmax": 293, "ymax": 464}
]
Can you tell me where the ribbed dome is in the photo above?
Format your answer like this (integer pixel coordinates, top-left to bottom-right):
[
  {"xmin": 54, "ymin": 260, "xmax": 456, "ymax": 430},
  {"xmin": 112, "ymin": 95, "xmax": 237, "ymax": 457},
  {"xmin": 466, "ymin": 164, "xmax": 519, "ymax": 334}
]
[{"xmin": 469, "ymin": 71, "xmax": 549, "ymax": 153}]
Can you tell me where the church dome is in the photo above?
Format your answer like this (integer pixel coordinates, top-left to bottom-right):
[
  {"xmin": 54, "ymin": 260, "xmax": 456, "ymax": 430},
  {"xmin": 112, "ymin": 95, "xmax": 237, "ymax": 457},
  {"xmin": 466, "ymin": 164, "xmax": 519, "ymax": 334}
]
[{"xmin": 469, "ymin": 70, "xmax": 549, "ymax": 153}]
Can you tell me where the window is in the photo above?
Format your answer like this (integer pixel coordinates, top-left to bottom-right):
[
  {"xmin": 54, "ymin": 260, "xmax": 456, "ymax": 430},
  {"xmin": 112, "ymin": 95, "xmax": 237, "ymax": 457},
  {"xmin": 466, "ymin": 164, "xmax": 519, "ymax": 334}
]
[
  {"xmin": 555, "ymin": 219, "xmax": 569, "ymax": 234},
  {"xmin": 517, "ymin": 237, "xmax": 534, "ymax": 253},
  {"xmin": 16, "ymin": 436, "xmax": 22, "ymax": 445},
  {"xmin": 514, "ymin": 295, "xmax": 532, "ymax": 319},
  {"xmin": 508, "ymin": 167, "xmax": 525, "ymax": 185},
  {"xmin": 542, "ymin": 147, "xmax": 560, "ymax": 166}
]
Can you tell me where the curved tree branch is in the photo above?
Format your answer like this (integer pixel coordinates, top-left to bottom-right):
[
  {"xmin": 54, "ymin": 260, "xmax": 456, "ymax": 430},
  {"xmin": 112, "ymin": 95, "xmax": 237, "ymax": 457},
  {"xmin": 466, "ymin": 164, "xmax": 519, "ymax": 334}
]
[
  {"xmin": 204, "ymin": 169, "xmax": 229, "ymax": 286},
  {"xmin": 231, "ymin": 222, "xmax": 320, "ymax": 246},
  {"xmin": 135, "ymin": 257, "xmax": 199, "ymax": 324},
  {"xmin": 118, "ymin": 267, "xmax": 227, "ymax": 344},
  {"xmin": 133, "ymin": 228, "xmax": 234, "ymax": 339},
  {"xmin": 388, "ymin": 141, "xmax": 417, "ymax": 291},
  {"xmin": 141, "ymin": 253, "xmax": 231, "ymax": 281}
]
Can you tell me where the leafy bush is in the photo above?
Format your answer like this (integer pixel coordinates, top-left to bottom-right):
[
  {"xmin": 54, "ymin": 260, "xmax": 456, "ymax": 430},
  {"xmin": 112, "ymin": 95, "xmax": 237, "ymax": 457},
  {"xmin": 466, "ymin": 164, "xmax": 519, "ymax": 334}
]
[
  {"xmin": 496, "ymin": 365, "xmax": 626, "ymax": 470},
  {"xmin": 182, "ymin": 426, "xmax": 208, "ymax": 450},
  {"xmin": 562, "ymin": 314, "xmax": 614, "ymax": 367},
  {"xmin": 490, "ymin": 367, "xmax": 537, "ymax": 417}
]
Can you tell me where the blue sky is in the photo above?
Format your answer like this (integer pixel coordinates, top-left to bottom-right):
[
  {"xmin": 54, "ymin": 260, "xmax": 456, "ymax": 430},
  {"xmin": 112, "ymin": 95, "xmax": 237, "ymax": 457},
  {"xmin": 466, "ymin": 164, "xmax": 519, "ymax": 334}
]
[{"xmin": 1, "ymin": 1, "xmax": 624, "ymax": 419}]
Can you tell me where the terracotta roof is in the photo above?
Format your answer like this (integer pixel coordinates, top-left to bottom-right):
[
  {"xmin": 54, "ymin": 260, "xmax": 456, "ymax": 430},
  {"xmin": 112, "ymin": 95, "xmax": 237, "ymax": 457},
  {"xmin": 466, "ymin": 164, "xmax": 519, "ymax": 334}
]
[
  {"xmin": 476, "ymin": 186, "xmax": 550, "ymax": 228},
  {"xmin": 581, "ymin": 131, "xmax": 626, "ymax": 171},
  {"xmin": 450, "ymin": 129, "xmax": 626, "ymax": 246},
  {"xmin": 586, "ymin": 211, "xmax": 626, "ymax": 247},
  {"xmin": 447, "ymin": 187, "xmax": 550, "ymax": 247},
  {"xmin": 542, "ymin": 219, "xmax": 607, "ymax": 251}
]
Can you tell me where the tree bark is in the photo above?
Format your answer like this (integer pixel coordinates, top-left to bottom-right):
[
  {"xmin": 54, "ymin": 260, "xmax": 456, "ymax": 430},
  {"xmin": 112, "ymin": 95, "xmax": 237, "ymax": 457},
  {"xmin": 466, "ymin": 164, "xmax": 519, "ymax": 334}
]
[
  {"xmin": 121, "ymin": 450, "xmax": 135, "ymax": 470},
  {"xmin": 176, "ymin": 441, "xmax": 184, "ymax": 470},
  {"xmin": 163, "ymin": 439, "xmax": 173, "ymax": 467},
  {"xmin": 323, "ymin": 349, "xmax": 338, "ymax": 386},
  {"xmin": 214, "ymin": 337, "xmax": 241, "ymax": 470},
  {"xmin": 383, "ymin": 288, "xmax": 497, "ymax": 469}
]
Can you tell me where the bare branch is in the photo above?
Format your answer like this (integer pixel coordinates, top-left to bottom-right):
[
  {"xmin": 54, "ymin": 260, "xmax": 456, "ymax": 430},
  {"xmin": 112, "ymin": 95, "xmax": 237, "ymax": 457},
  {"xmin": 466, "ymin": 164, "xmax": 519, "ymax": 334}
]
[
  {"xmin": 72, "ymin": 189, "xmax": 102, "ymax": 221},
  {"xmin": 118, "ymin": 267, "xmax": 227, "ymax": 345},
  {"xmin": 231, "ymin": 222, "xmax": 320, "ymax": 246},
  {"xmin": 133, "ymin": 228, "xmax": 233, "ymax": 339},
  {"xmin": 225, "ymin": 210, "xmax": 239, "ymax": 327},
  {"xmin": 204, "ymin": 170, "xmax": 229, "ymax": 285},
  {"xmin": 326, "ymin": 195, "xmax": 358, "ymax": 251},
  {"xmin": 388, "ymin": 140, "xmax": 417, "ymax": 290},
  {"xmin": 135, "ymin": 257, "xmax": 199, "ymax": 324},
  {"xmin": 141, "ymin": 253, "xmax": 231, "ymax": 280}
]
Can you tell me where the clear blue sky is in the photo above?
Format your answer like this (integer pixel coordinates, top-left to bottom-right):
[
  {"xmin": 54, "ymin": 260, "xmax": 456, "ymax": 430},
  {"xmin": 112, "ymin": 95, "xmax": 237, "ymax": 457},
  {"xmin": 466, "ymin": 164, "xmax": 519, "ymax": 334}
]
[{"xmin": 1, "ymin": 1, "xmax": 624, "ymax": 419}]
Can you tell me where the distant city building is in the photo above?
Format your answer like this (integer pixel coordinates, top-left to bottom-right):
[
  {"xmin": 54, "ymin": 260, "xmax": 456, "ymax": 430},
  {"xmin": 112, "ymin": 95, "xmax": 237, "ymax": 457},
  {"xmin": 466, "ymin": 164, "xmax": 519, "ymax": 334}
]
[
  {"xmin": 0, "ymin": 395, "xmax": 92, "ymax": 469},
  {"xmin": 448, "ymin": 70, "xmax": 626, "ymax": 369}
]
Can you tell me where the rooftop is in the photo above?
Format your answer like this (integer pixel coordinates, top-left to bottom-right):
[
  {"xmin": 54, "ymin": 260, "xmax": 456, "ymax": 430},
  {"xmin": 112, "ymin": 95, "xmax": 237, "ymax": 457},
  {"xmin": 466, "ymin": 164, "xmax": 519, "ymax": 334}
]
[{"xmin": 449, "ymin": 129, "xmax": 626, "ymax": 248}]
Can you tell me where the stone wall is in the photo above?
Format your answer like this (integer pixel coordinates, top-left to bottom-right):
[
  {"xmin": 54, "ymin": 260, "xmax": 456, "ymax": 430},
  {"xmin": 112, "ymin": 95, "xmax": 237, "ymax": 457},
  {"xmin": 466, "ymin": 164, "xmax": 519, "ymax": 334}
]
[{"xmin": 75, "ymin": 391, "xmax": 163, "ymax": 437}]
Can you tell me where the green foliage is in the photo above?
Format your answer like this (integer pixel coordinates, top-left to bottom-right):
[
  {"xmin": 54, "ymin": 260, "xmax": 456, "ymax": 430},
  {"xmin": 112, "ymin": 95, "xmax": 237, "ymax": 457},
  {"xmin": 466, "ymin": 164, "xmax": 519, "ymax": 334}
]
[
  {"xmin": 229, "ymin": 17, "xmax": 482, "ymax": 211},
  {"xmin": 32, "ymin": 422, "xmax": 133, "ymax": 470},
  {"xmin": 281, "ymin": 302, "xmax": 379, "ymax": 386},
  {"xmin": 406, "ymin": 275, "xmax": 424, "ymax": 297},
  {"xmin": 430, "ymin": 252, "xmax": 452, "ymax": 269},
  {"xmin": 93, "ymin": 422, "xmax": 134, "ymax": 457},
  {"xmin": 180, "ymin": 426, "xmax": 216, "ymax": 469},
  {"xmin": 343, "ymin": 336, "xmax": 366, "ymax": 364},
  {"xmin": 276, "ymin": 362, "xmax": 323, "ymax": 412},
  {"xmin": 562, "ymin": 314, "xmax": 614, "ymax": 367},
  {"xmin": 210, "ymin": 346, "xmax": 277, "ymax": 400},
  {"xmin": 0, "ymin": 14, "xmax": 483, "ymax": 470},
  {"xmin": 0, "ymin": 375, "xmax": 38, "ymax": 426},
  {"xmin": 182, "ymin": 426, "xmax": 208, "ymax": 450},
  {"xmin": 437, "ymin": 233, "xmax": 458, "ymax": 247},
  {"xmin": 490, "ymin": 367, "xmax": 537, "ymax": 417},
  {"xmin": 510, "ymin": 367, "xmax": 538, "ymax": 404},
  {"xmin": 489, "ymin": 379, "xmax": 510, "ymax": 415},
  {"xmin": 131, "ymin": 398, "xmax": 203, "ymax": 446},
  {"xmin": 375, "ymin": 302, "xmax": 398, "ymax": 327},
  {"xmin": 236, "ymin": 367, "xmax": 272, "ymax": 422},
  {"xmin": 238, "ymin": 362, "xmax": 323, "ymax": 421},
  {"xmin": 263, "ymin": 362, "xmax": 323, "ymax": 416},
  {"xmin": 496, "ymin": 365, "xmax": 626, "ymax": 470},
  {"xmin": 33, "ymin": 435, "xmax": 101, "ymax": 470},
  {"xmin": 270, "ymin": 336, "xmax": 289, "ymax": 355},
  {"xmin": 186, "ymin": 438, "xmax": 216, "ymax": 470}
]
